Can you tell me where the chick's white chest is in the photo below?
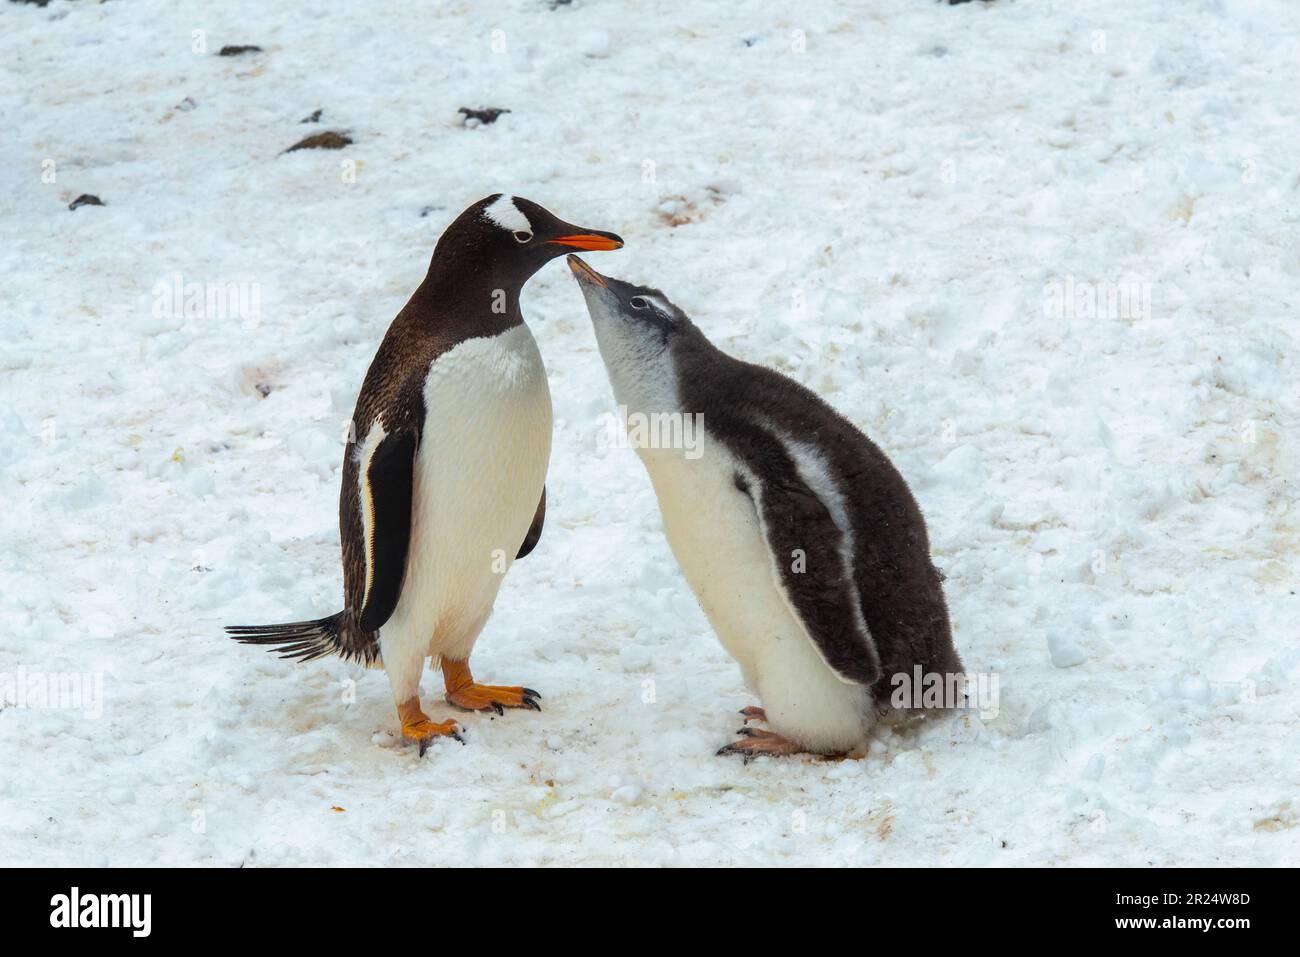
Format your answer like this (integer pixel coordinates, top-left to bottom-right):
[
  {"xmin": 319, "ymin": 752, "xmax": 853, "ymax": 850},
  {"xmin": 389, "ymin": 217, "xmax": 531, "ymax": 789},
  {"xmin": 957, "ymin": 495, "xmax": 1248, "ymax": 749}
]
[
  {"xmin": 637, "ymin": 436, "xmax": 786, "ymax": 680},
  {"xmin": 638, "ymin": 430, "xmax": 871, "ymax": 753}
]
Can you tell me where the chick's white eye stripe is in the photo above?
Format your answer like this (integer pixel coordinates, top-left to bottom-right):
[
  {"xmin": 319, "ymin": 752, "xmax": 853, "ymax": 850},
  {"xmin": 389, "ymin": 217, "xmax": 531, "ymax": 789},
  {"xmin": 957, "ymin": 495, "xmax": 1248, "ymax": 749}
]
[{"xmin": 483, "ymin": 194, "xmax": 532, "ymax": 232}]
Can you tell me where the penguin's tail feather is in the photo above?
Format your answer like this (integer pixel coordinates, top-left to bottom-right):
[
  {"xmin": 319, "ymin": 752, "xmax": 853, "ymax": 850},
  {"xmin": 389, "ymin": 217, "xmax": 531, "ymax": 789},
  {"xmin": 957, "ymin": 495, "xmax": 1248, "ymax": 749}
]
[{"xmin": 225, "ymin": 612, "xmax": 346, "ymax": 663}]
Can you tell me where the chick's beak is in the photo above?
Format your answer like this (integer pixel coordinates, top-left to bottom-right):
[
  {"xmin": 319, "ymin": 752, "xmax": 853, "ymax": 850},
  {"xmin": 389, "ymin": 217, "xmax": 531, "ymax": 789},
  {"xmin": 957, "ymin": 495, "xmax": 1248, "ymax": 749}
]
[
  {"xmin": 567, "ymin": 255, "xmax": 608, "ymax": 287},
  {"xmin": 548, "ymin": 228, "xmax": 624, "ymax": 251}
]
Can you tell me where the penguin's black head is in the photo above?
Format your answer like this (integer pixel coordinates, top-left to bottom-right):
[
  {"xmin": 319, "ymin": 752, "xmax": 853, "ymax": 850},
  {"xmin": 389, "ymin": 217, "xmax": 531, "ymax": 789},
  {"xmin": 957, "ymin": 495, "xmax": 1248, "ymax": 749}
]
[
  {"xmin": 568, "ymin": 256, "xmax": 708, "ymax": 411},
  {"xmin": 564, "ymin": 256, "xmax": 696, "ymax": 343},
  {"xmin": 431, "ymin": 195, "xmax": 623, "ymax": 291},
  {"xmin": 566, "ymin": 256, "xmax": 693, "ymax": 348}
]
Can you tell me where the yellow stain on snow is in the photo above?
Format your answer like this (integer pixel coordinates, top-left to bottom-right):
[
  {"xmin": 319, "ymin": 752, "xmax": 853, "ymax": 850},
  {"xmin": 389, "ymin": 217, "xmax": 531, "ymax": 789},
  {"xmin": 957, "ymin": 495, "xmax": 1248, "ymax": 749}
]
[
  {"xmin": 1254, "ymin": 801, "xmax": 1295, "ymax": 832},
  {"xmin": 534, "ymin": 789, "xmax": 562, "ymax": 813},
  {"xmin": 877, "ymin": 815, "xmax": 895, "ymax": 841}
]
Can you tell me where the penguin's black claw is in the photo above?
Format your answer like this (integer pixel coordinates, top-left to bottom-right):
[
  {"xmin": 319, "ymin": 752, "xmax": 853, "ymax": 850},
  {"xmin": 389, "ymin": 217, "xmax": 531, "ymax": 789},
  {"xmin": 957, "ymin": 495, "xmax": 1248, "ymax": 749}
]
[
  {"xmin": 490, "ymin": 702, "xmax": 505, "ymax": 716},
  {"xmin": 522, "ymin": 688, "xmax": 542, "ymax": 699},
  {"xmin": 416, "ymin": 732, "xmax": 463, "ymax": 756},
  {"xmin": 523, "ymin": 696, "xmax": 542, "ymax": 712},
  {"xmin": 400, "ymin": 705, "xmax": 462, "ymax": 756},
  {"xmin": 716, "ymin": 743, "xmax": 756, "ymax": 765},
  {"xmin": 716, "ymin": 728, "xmax": 804, "ymax": 761}
]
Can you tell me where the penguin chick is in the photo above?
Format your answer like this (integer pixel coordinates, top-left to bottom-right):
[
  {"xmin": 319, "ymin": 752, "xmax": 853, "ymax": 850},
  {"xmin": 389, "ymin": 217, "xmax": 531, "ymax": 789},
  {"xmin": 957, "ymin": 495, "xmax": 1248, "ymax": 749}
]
[{"xmin": 568, "ymin": 256, "xmax": 963, "ymax": 759}]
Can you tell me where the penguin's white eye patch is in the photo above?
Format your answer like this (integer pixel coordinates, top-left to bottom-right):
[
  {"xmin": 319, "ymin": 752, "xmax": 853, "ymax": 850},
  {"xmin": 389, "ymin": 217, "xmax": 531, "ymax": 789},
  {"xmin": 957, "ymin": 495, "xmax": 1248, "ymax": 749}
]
[
  {"xmin": 513, "ymin": 230, "xmax": 533, "ymax": 244},
  {"xmin": 630, "ymin": 296, "xmax": 649, "ymax": 310}
]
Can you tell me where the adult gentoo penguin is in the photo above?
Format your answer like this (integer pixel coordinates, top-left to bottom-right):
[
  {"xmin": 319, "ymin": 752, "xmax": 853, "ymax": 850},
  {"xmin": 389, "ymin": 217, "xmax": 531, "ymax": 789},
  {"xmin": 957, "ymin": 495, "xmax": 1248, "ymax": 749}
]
[
  {"xmin": 227, "ymin": 196, "xmax": 622, "ymax": 755},
  {"xmin": 568, "ymin": 256, "xmax": 963, "ymax": 758}
]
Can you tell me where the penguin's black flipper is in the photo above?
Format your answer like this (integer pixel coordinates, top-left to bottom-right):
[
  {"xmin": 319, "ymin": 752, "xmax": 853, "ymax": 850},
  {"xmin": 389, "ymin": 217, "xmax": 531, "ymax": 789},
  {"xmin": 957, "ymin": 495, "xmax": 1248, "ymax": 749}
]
[
  {"xmin": 515, "ymin": 486, "xmax": 546, "ymax": 560},
  {"xmin": 731, "ymin": 442, "xmax": 881, "ymax": 688},
  {"xmin": 358, "ymin": 427, "xmax": 418, "ymax": 633}
]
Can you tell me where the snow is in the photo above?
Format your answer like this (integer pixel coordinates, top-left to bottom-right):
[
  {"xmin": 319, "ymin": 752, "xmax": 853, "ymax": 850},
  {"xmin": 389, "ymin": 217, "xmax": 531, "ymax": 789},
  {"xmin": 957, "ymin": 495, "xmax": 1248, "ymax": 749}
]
[
  {"xmin": 1047, "ymin": 631, "xmax": 1088, "ymax": 669},
  {"xmin": 2, "ymin": 0, "xmax": 1298, "ymax": 866}
]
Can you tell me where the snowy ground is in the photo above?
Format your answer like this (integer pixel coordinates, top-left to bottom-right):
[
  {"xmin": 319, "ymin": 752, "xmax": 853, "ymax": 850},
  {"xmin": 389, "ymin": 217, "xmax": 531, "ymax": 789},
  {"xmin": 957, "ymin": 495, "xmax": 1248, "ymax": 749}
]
[{"xmin": 2, "ymin": 0, "xmax": 1298, "ymax": 867}]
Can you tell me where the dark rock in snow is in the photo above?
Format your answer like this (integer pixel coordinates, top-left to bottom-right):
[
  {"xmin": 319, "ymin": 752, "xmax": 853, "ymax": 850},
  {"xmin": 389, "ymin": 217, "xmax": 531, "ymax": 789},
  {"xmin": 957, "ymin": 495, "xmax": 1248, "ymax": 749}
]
[
  {"xmin": 284, "ymin": 131, "xmax": 353, "ymax": 153},
  {"xmin": 458, "ymin": 107, "xmax": 510, "ymax": 126},
  {"xmin": 301, "ymin": 109, "xmax": 323, "ymax": 123},
  {"xmin": 218, "ymin": 45, "xmax": 263, "ymax": 56},
  {"xmin": 68, "ymin": 194, "xmax": 104, "ymax": 211}
]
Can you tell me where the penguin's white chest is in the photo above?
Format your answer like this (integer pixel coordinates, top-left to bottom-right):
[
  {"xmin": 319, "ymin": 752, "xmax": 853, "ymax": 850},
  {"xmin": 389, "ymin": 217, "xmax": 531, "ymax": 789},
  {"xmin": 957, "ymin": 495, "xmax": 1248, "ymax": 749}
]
[
  {"xmin": 383, "ymin": 323, "xmax": 552, "ymax": 660},
  {"xmin": 637, "ymin": 431, "xmax": 870, "ymax": 753},
  {"xmin": 639, "ymin": 439, "xmax": 781, "ymax": 678}
]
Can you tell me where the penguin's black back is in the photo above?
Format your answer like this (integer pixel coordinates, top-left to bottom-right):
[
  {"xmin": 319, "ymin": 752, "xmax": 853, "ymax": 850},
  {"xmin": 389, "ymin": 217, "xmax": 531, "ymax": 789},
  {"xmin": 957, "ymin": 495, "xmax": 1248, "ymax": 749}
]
[{"xmin": 676, "ymin": 341, "xmax": 963, "ymax": 703}]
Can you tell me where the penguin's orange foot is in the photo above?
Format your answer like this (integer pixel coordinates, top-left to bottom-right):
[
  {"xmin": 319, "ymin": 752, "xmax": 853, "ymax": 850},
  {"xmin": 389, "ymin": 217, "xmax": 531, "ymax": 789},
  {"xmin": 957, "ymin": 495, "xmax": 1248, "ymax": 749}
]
[
  {"xmin": 445, "ymin": 683, "xmax": 541, "ymax": 714},
  {"xmin": 397, "ymin": 698, "xmax": 464, "ymax": 757},
  {"xmin": 739, "ymin": 706, "xmax": 767, "ymax": 724},
  {"xmin": 441, "ymin": 657, "xmax": 540, "ymax": 715},
  {"xmin": 717, "ymin": 727, "xmax": 804, "ymax": 763}
]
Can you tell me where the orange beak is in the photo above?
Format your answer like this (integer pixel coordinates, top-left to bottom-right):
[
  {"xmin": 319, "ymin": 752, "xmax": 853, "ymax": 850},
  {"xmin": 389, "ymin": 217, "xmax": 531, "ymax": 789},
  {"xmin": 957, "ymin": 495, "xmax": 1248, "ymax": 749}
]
[
  {"xmin": 548, "ymin": 232, "xmax": 624, "ymax": 251},
  {"xmin": 567, "ymin": 255, "xmax": 607, "ymax": 287}
]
